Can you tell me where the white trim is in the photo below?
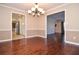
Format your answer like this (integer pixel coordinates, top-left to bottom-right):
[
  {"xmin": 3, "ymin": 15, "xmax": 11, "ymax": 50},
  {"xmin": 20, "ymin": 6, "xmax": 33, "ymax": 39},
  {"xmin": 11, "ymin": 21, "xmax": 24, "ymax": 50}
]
[
  {"xmin": 0, "ymin": 4, "xmax": 25, "ymax": 13},
  {"xmin": 11, "ymin": 11, "xmax": 26, "ymax": 41},
  {"xmin": 46, "ymin": 4, "xmax": 68, "ymax": 15},
  {"xmin": 24, "ymin": 13, "xmax": 27, "ymax": 38},
  {"xmin": 0, "ymin": 39, "xmax": 11, "ymax": 42},
  {"xmin": 64, "ymin": 29, "xmax": 79, "ymax": 46},
  {"xmin": 26, "ymin": 35, "xmax": 46, "ymax": 38},
  {"xmin": 45, "ymin": 14, "xmax": 47, "ymax": 38},
  {"xmin": 65, "ymin": 40, "xmax": 79, "ymax": 46},
  {"xmin": 47, "ymin": 8, "xmax": 66, "ymax": 16},
  {"xmin": 0, "ymin": 37, "xmax": 25, "ymax": 42},
  {"xmin": 66, "ymin": 29, "xmax": 79, "ymax": 31},
  {"xmin": 45, "ymin": 14, "xmax": 47, "ymax": 46},
  {"xmin": 46, "ymin": 4, "xmax": 68, "ymax": 17},
  {"xmin": 0, "ymin": 35, "xmax": 45, "ymax": 42},
  {"xmin": 11, "ymin": 12, "xmax": 12, "ymax": 41}
]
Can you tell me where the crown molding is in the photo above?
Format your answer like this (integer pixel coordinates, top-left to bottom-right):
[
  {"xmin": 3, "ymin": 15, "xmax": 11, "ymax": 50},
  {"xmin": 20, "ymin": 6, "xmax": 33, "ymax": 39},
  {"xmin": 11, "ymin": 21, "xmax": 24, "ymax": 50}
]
[
  {"xmin": 46, "ymin": 4, "xmax": 69, "ymax": 14},
  {"xmin": 0, "ymin": 3, "xmax": 70, "ymax": 14},
  {"xmin": 0, "ymin": 4, "xmax": 25, "ymax": 13}
]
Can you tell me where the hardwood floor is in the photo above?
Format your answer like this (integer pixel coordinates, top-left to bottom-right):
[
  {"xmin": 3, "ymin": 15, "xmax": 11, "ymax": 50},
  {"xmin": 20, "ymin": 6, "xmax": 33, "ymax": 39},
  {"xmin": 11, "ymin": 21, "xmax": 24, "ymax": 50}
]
[{"xmin": 0, "ymin": 33, "xmax": 79, "ymax": 55}]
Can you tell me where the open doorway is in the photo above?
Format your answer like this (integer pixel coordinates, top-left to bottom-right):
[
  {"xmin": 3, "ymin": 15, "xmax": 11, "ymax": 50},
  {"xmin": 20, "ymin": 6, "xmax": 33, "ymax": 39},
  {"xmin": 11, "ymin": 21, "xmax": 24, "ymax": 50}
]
[
  {"xmin": 12, "ymin": 13, "xmax": 25, "ymax": 40},
  {"xmin": 47, "ymin": 11, "xmax": 65, "ymax": 41},
  {"xmin": 55, "ymin": 20, "xmax": 64, "ymax": 34}
]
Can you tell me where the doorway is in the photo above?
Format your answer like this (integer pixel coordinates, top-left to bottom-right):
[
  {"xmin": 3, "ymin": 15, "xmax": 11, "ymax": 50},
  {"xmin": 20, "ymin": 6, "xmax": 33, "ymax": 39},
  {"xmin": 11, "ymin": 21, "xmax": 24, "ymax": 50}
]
[
  {"xmin": 12, "ymin": 13, "xmax": 25, "ymax": 40},
  {"xmin": 47, "ymin": 11, "xmax": 65, "ymax": 39},
  {"xmin": 55, "ymin": 20, "xmax": 64, "ymax": 34}
]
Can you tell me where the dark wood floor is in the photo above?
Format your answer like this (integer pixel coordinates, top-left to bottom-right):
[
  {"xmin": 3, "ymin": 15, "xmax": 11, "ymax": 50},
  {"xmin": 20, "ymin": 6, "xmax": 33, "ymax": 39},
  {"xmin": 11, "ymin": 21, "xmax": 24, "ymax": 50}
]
[{"xmin": 0, "ymin": 33, "xmax": 79, "ymax": 55}]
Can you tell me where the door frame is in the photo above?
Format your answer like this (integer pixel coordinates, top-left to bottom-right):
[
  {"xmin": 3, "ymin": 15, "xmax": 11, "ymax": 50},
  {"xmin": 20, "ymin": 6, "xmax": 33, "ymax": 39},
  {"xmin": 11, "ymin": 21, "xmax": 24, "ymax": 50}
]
[
  {"xmin": 11, "ymin": 12, "xmax": 26, "ymax": 40},
  {"xmin": 46, "ymin": 10, "xmax": 65, "ymax": 40}
]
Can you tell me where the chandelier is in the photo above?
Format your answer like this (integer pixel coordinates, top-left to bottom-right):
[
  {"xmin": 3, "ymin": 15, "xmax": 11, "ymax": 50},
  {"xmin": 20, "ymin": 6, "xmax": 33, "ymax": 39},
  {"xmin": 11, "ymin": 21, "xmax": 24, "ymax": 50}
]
[{"xmin": 28, "ymin": 3, "xmax": 45, "ymax": 16}]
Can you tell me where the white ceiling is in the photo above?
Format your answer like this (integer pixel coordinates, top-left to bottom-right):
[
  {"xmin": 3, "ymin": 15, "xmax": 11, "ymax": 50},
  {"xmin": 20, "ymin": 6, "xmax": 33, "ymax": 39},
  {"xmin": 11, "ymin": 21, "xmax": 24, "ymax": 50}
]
[{"xmin": 1, "ymin": 3, "xmax": 63, "ymax": 11}]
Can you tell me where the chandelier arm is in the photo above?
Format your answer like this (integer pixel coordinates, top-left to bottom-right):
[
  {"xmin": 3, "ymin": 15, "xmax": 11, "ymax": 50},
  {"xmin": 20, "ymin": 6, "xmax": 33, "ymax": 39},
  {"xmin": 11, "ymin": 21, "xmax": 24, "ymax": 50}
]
[{"xmin": 28, "ymin": 3, "xmax": 45, "ymax": 16}]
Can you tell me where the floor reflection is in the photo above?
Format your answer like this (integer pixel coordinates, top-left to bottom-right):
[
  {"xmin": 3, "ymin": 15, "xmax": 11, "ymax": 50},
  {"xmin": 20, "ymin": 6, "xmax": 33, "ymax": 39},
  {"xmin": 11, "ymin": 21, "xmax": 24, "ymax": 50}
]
[
  {"xmin": 47, "ymin": 33, "xmax": 64, "ymax": 54},
  {"xmin": 0, "ymin": 33, "xmax": 79, "ymax": 55}
]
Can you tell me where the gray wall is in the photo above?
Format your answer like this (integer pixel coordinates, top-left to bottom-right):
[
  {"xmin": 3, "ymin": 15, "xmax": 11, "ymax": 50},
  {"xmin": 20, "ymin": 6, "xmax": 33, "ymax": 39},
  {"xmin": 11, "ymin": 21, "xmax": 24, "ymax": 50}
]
[
  {"xmin": 47, "ymin": 17, "xmax": 55, "ymax": 34},
  {"xmin": 47, "ymin": 11, "xmax": 64, "ymax": 34}
]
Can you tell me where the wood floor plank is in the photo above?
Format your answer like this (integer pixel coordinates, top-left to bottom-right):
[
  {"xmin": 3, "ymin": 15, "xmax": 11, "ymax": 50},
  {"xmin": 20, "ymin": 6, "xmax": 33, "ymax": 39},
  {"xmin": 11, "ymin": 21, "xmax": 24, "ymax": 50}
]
[{"xmin": 0, "ymin": 33, "xmax": 79, "ymax": 55}]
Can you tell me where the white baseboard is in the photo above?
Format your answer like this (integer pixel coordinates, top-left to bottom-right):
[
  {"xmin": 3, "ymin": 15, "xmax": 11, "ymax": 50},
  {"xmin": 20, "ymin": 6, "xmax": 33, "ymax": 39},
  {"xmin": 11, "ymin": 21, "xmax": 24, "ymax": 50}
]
[
  {"xmin": 0, "ymin": 37, "xmax": 25, "ymax": 42},
  {"xmin": 65, "ymin": 40, "xmax": 79, "ymax": 45},
  {"xmin": 0, "ymin": 35, "xmax": 46, "ymax": 42},
  {"xmin": 26, "ymin": 35, "xmax": 46, "ymax": 38},
  {"xmin": 0, "ymin": 39, "xmax": 12, "ymax": 42},
  {"xmin": 64, "ymin": 30, "xmax": 79, "ymax": 45}
]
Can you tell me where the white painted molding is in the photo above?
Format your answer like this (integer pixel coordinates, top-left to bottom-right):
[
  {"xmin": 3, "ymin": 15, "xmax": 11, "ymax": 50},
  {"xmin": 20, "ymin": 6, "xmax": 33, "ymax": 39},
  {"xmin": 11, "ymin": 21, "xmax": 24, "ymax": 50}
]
[
  {"xmin": 0, "ymin": 4, "xmax": 68, "ymax": 15},
  {"xmin": 64, "ymin": 30, "xmax": 79, "ymax": 46},
  {"xmin": 46, "ymin": 4, "xmax": 70, "ymax": 17},
  {"xmin": 66, "ymin": 29, "xmax": 79, "ymax": 32},
  {"xmin": 65, "ymin": 40, "xmax": 79, "ymax": 45},
  {"xmin": 46, "ymin": 4, "xmax": 68, "ymax": 14},
  {"xmin": 0, "ymin": 4, "xmax": 25, "ymax": 13},
  {"xmin": 0, "ymin": 39, "xmax": 11, "ymax": 42},
  {"xmin": 0, "ymin": 37, "xmax": 26, "ymax": 42},
  {"xmin": 26, "ymin": 35, "xmax": 46, "ymax": 38},
  {"xmin": 45, "ymin": 14, "xmax": 47, "ymax": 39}
]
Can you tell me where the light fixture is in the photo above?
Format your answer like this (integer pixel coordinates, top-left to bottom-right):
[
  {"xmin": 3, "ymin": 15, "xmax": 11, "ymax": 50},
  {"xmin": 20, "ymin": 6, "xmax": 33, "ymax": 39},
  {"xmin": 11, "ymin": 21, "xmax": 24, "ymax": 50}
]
[{"xmin": 28, "ymin": 3, "xmax": 45, "ymax": 16}]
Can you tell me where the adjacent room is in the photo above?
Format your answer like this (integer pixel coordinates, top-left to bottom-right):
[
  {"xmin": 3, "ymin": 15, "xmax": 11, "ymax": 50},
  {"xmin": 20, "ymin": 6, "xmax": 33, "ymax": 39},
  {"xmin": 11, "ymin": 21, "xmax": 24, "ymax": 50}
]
[
  {"xmin": 47, "ymin": 11, "xmax": 65, "ymax": 38},
  {"xmin": 12, "ymin": 13, "xmax": 25, "ymax": 40},
  {"xmin": 0, "ymin": 3, "xmax": 79, "ymax": 55}
]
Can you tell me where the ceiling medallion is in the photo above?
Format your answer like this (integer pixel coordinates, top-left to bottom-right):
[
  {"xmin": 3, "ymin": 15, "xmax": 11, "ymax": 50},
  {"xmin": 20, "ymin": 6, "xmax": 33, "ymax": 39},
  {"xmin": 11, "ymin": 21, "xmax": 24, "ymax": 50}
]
[{"xmin": 28, "ymin": 3, "xmax": 45, "ymax": 17}]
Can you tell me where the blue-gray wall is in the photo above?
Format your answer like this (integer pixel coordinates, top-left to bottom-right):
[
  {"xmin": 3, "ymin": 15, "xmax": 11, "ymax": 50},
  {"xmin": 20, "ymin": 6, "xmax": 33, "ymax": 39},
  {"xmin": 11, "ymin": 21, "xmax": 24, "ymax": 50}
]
[{"xmin": 47, "ymin": 11, "xmax": 65, "ymax": 34}]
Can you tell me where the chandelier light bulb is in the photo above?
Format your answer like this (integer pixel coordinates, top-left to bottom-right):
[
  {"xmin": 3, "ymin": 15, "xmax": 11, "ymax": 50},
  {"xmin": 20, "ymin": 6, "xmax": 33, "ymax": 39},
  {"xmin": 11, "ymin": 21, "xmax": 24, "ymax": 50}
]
[
  {"xmin": 28, "ymin": 3, "xmax": 45, "ymax": 16},
  {"xmin": 31, "ymin": 7, "xmax": 35, "ymax": 11},
  {"xmin": 37, "ymin": 13, "xmax": 40, "ymax": 16},
  {"xmin": 41, "ymin": 11, "xmax": 45, "ymax": 14},
  {"xmin": 28, "ymin": 10, "xmax": 31, "ymax": 14}
]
